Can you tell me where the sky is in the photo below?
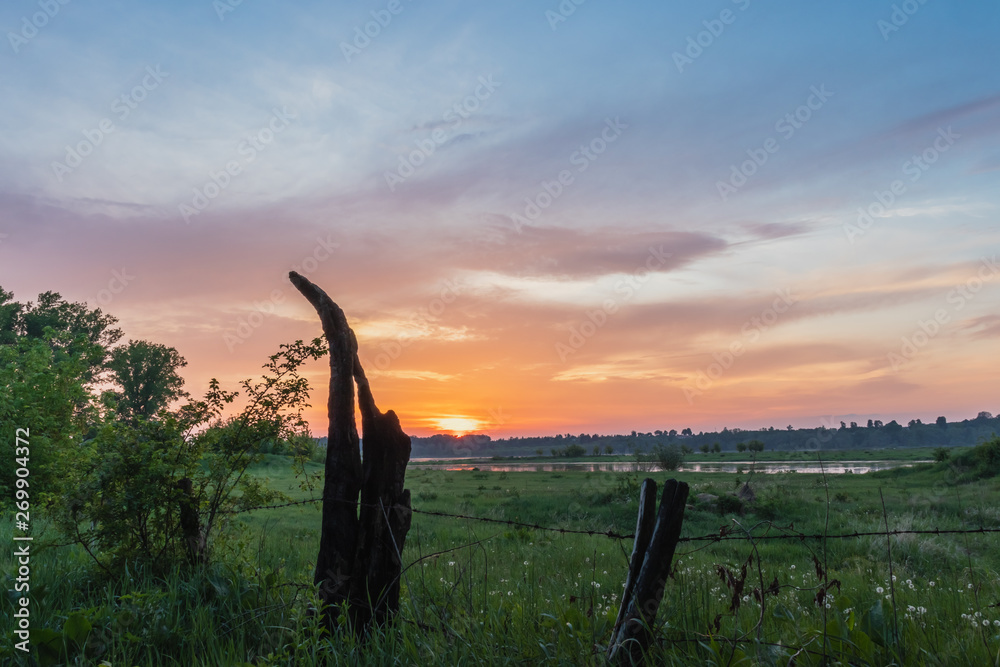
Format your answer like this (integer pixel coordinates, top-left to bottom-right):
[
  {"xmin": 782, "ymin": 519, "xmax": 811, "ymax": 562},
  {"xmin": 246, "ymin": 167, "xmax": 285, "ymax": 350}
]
[{"xmin": 1, "ymin": 0, "xmax": 999, "ymax": 438}]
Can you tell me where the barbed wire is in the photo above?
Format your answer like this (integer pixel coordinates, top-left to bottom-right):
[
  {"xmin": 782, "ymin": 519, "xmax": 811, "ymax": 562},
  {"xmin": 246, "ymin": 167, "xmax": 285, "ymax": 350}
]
[{"xmin": 230, "ymin": 496, "xmax": 1000, "ymax": 544}]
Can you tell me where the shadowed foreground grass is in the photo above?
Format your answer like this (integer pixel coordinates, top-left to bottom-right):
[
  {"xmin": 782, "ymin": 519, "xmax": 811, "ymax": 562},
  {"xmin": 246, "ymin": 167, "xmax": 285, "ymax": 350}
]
[{"xmin": 3, "ymin": 456, "xmax": 998, "ymax": 665}]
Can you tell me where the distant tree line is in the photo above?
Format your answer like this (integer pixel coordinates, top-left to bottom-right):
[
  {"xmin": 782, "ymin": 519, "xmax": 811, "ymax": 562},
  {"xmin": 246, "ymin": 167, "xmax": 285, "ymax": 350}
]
[{"xmin": 410, "ymin": 415, "xmax": 1000, "ymax": 458}]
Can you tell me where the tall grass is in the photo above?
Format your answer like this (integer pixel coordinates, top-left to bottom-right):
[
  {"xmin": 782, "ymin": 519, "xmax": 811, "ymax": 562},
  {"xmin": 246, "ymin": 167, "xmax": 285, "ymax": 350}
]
[{"xmin": 3, "ymin": 459, "xmax": 999, "ymax": 665}]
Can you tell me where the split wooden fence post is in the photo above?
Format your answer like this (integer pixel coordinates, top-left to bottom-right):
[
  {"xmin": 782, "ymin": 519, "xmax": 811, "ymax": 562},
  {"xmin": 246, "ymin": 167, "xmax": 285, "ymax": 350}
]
[
  {"xmin": 289, "ymin": 271, "xmax": 412, "ymax": 637},
  {"xmin": 608, "ymin": 478, "xmax": 689, "ymax": 665}
]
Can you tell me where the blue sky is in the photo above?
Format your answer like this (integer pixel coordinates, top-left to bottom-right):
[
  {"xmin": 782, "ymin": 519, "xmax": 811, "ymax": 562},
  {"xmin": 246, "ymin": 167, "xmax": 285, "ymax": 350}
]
[{"xmin": 2, "ymin": 0, "xmax": 999, "ymax": 435}]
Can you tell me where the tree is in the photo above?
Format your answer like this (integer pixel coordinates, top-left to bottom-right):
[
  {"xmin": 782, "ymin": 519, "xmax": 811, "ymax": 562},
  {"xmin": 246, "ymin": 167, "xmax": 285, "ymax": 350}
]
[
  {"xmin": 1, "ymin": 287, "xmax": 121, "ymax": 501},
  {"xmin": 107, "ymin": 340, "xmax": 189, "ymax": 423},
  {"xmin": 0, "ymin": 287, "xmax": 22, "ymax": 346},
  {"xmin": 0, "ymin": 288, "xmax": 122, "ymax": 384},
  {"xmin": 736, "ymin": 442, "xmax": 747, "ymax": 453},
  {"xmin": 681, "ymin": 428, "xmax": 692, "ymax": 436},
  {"xmin": 747, "ymin": 439, "xmax": 765, "ymax": 453},
  {"xmin": 712, "ymin": 442, "xmax": 721, "ymax": 453},
  {"xmin": 698, "ymin": 443, "xmax": 710, "ymax": 454},
  {"xmin": 0, "ymin": 330, "xmax": 98, "ymax": 501},
  {"xmin": 604, "ymin": 444, "xmax": 613, "ymax": 455},
  {"xmin": 936, "ymin": 416, "xmax": 947, "ymax": 427},
  {"xmin": 977, "ymin": 411, "xmax": 994, "ymax": 420}
]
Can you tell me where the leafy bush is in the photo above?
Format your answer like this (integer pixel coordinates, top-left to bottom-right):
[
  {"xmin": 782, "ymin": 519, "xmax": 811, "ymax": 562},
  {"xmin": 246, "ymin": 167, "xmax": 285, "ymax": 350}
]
[
  {"xmin": 973, "ymin": 435, "xmax": 1000, "ymax": 475},
  {"xmin": 716, "ymin": 495, "xmax": 743, "ymax": 515},
  {"xmin": 951, "ymin": 435, "xmax": 1000, "ymax": 479},
  {"xmin": 652, "ymin": 443, "xmax": 683, "ymax": 471},
  {"xmin": 0, "ymin": 330, "xmax": 99, "ymax": 504},
  {"xmin": 55, "ymin": 339, "xmax": 326, "ymax": 573}
]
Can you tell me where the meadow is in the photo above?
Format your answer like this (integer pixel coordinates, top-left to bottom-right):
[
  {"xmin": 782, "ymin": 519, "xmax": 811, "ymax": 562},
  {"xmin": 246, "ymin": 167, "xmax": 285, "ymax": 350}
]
[{"xmin": 4, "ymin": 449, "xmax": 999, "ymax": 666}]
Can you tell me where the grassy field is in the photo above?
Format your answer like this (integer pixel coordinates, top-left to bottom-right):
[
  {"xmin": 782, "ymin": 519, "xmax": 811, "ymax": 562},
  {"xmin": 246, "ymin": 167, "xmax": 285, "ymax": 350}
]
[{"xmin": 4, "ymin": 452, "xmax": 999, "ymax": 665}]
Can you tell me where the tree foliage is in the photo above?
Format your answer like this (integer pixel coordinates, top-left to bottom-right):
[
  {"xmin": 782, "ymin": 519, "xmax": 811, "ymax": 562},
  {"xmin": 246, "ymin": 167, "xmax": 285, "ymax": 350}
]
[
  {"xmin": 0, "ymin": 329, "xmax": 101, "ymax": 501},
  {"xmin": 106, "ymin": 340, "xmax": 189, "ymax": 423},
  {"xmin": 652, "ymin": 443, "xmax": 684, "ymax": 471},
  {"xmin": 56, "ymin": 338, "xmax": 328, "ymax": 573},
  {"xmin": 0, "ymin": 288, "xmax": 121, "ymax": 384}
]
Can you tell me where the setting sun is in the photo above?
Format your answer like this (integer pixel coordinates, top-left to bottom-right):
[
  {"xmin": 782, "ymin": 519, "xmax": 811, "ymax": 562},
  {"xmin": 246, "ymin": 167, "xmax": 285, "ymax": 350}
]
[{"xmin": 431, "ymin": 417, "xmax": 482, "ymax": 435}]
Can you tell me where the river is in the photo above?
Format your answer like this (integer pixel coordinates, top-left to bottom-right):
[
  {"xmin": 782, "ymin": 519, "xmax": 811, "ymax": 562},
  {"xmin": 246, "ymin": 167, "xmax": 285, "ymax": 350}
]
[{"xmin": 409, "ymin": 459, "xmax": 929, "ymax": 474}]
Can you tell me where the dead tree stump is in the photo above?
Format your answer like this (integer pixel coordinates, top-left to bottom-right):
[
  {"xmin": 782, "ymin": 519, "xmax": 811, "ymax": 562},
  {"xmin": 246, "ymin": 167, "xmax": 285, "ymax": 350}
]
[
  {"xmin": 608, "ymin": 478, "xmax": 689, "ymax": 665},
  {"xmin": 289, "ymin": 271, "xmax": 412, "ymax": 636}
]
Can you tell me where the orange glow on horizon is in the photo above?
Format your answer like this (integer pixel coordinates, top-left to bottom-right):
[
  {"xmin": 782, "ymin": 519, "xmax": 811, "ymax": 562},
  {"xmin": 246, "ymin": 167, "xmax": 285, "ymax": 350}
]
[{"xmin": 429, "ymin": 416, "xmax": 483, "ymax": 436}]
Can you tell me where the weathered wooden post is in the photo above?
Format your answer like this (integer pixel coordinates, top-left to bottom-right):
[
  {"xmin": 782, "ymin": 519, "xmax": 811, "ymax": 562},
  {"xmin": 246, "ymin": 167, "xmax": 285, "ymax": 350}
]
[
  {"xmin": 176, "ymin": 477, "xmax": 206, "ymax": 565},
  {"xmin": 608, "ymin": 478, "xmax": 689, "ymax": 665},
  {"xmin": 289, "ymin": 271, "xmax": 412, "ymax": 636}
]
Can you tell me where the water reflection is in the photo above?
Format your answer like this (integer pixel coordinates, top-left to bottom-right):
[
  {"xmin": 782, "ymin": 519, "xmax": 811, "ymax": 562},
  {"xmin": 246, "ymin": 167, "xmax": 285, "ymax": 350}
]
[{"xmin": 409, "ymin": 460, "xmax": 927, "ymax": 474}]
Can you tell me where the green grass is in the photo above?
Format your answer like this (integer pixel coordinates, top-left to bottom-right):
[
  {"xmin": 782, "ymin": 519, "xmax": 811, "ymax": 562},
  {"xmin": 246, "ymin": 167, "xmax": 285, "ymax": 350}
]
[{"xmin": 3, "ymin": 458, "xmax": 999, "ymax": 665}]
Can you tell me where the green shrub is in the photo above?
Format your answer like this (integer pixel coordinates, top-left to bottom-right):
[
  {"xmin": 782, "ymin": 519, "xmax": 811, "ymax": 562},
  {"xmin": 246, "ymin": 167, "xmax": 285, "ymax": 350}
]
[
  {"xmin": 974, "ymin": 436, "xmax": 1000, "ymax": 476},
  {"xmin": 652, "ymin": 443, "xmax": 683, "ymax": 471},
  {"xmin": 716, "ymin": 495, "xmax": 743, "ymax": 515}
]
